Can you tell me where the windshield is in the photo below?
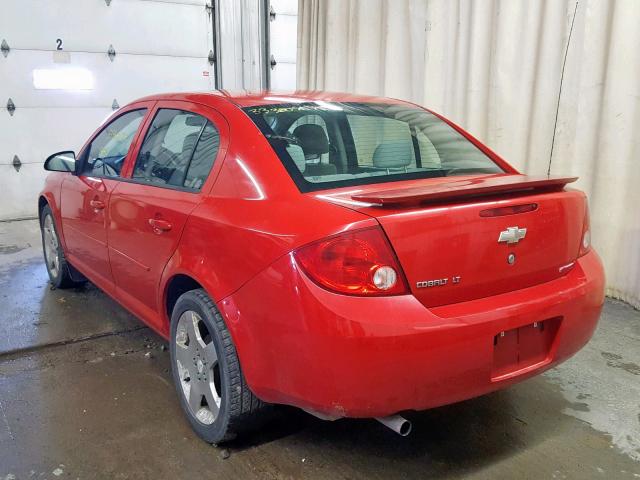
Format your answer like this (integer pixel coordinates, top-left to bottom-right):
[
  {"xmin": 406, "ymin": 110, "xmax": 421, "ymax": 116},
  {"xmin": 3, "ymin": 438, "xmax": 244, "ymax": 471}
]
[{"xmin": 243, "ymin": 102, "xmax": 504, "ymax": 192}]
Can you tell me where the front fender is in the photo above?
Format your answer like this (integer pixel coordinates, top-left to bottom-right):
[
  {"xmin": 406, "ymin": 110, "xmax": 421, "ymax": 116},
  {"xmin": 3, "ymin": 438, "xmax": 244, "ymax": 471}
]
[{"xmin": 39, "ymin": 172, "xmax": 68, "ymax": 251}]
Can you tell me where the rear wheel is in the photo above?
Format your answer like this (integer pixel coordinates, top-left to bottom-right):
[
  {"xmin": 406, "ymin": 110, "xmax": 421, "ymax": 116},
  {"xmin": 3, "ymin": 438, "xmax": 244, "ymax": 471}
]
[
  {"xmin": 40, "ymin": 205, "xmax": 85, "ymax": 289},
  {"xmin": 170, "ymin": 289, "xmax": 265, "ymax": 443}
]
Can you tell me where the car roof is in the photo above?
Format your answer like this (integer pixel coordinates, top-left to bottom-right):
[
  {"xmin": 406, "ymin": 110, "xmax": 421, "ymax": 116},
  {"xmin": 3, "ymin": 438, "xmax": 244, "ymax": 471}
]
[{"xmin": 132, "ymin": 90, "xmax": 413, "ymax": 108}]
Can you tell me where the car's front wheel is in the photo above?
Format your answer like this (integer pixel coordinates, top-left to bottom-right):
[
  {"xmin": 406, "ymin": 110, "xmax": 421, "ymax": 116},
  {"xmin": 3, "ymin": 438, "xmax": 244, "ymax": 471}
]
[
  {"xmin": 40, "ymin": 205, "xmax": 85, "ymax": 289},
  {"xmin": 170, "ymin": 288, "xmax": 265, "ymax": 443}
]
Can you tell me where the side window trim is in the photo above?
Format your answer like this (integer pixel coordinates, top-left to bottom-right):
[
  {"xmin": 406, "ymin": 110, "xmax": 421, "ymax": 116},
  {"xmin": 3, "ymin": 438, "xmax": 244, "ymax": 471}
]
[
  {"xmin": 116, "ymin": 176, "xmax": 204, "ymax": 193},
  {"xmin": 410, "ymin": 126, "xmax": 422, "ymax": 168},
  {"xmin": 179, "ymin": 119, "xmax": 208, "ymax": 187}
]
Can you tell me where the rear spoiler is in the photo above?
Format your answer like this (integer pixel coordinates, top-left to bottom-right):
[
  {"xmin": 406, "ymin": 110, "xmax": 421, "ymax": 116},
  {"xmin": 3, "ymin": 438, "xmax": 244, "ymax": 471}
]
[{"xmin": 351, "ymin": 175, "xmax": 578, "ymax": 206}]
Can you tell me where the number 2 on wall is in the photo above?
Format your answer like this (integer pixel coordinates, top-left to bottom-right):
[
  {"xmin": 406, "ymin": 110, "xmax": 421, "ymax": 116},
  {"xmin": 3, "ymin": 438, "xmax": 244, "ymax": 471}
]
[{"xmin": 56, "ymin": 38, "xmax": 63, "ymax": 51}]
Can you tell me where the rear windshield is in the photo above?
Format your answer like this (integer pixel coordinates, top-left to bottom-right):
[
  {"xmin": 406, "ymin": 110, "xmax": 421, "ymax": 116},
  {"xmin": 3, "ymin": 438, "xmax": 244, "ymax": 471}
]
[{"xmin": 243, "ymin": 102, "xmax": 504, "ymax": 192}]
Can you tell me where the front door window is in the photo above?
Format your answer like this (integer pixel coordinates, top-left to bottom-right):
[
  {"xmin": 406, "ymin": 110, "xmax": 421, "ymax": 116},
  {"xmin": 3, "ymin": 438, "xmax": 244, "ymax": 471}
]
[{"xmin": 83, "ymin": 109, "xmax": 147, "ymax": 177}]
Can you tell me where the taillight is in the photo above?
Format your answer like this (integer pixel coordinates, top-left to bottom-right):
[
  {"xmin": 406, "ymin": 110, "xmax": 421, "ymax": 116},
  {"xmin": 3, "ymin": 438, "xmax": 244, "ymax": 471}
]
[
  {"xmin": 293, "ymin": 227, "xmax": 409, "ymax": 296},
  {"xmin": 579, "ymin": 202, "xmax": 591, "ymax": 257}
]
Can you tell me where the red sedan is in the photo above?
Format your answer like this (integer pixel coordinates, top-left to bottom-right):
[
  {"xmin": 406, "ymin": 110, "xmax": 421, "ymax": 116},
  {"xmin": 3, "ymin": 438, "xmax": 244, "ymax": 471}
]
[{"xmin": 39, "ymin": 91, "xmax": 605, "ymax": 442}]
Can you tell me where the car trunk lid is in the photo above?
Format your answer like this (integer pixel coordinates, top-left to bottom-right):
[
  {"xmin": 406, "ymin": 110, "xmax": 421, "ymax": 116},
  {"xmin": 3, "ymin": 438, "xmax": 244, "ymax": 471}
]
[{"xmin": 315, "ymin": 174, "xmax": 586, "ymax": 308}]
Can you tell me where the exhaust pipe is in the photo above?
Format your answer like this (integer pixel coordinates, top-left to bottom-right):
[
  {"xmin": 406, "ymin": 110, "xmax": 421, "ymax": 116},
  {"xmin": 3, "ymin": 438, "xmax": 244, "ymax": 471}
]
[{"xmin": 375, "ymin": 415, "xmax": 412, "ymax": 436}]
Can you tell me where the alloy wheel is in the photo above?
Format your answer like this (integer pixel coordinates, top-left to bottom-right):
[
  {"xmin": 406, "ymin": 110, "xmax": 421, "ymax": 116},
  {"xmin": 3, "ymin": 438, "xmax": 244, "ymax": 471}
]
[
  {"xmin": 174, "ymin": 310, "xmax": 222, "ymax": 425},
  {"xmin": 43, "ymin": 214, "xmax": 60, "ymax": 279}
]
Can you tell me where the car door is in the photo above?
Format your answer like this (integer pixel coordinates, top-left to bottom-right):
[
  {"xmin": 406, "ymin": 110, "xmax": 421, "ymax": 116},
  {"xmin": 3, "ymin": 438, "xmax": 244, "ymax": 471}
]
[
  {"xmin": 60, "ymin": 105, "xmax": 152, "ymax": 292},
  {"xmin": 107, "ymin": 101, "xmax": 227, "ymax": 328}
]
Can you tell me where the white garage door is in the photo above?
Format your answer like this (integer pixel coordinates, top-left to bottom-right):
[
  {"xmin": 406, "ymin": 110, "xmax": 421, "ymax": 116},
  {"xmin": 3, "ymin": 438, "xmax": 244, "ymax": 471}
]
[
  {"xmin": 268, "ymin": 0, "xmax": 297, "ymax": 90},
  {"xmin": 0, "ymin": 0, "xmax": 216, "ymax": 220}
]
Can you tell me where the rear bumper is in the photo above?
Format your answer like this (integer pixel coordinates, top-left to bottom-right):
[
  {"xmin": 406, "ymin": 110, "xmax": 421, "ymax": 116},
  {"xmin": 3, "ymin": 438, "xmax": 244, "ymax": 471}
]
[{"xmin": 220, "ymin": 250, "xmax": 605, "ymax": 418}]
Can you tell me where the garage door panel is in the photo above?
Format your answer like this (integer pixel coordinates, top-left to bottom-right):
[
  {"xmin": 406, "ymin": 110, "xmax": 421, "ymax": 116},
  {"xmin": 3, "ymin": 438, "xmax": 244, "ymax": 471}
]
[
  {"xmin": 0, "ymin": 51, "xmax": 213, "ymax": 108},
  {"xmin": 268, "ymin": 0, "xmax": 297, "ymax": 90},
  {"xmin": 270, "ymin": 62, "xmax": 296, "ymax": 91},
  {"xmin": 0, "ymin": 164, "xmax": 49, "ymax": 220},
  {"xmin": 269, "ymin": 14, "xmax": 297, "ymax": 64},
  {"xmin": 92, "ymin": 54, "xmax": 214, "ymax": 102},
  {"xmin": 270, "ymin": 0, "xmax": 298, "ymax": 16},
  {"xmin": 1, "ymin": 0, "xmax": 218, "ymax": 219},
  {"xmin": 3, "ymin": 0, "xmax": 211, "ymax": 57},
  {"xmin": 0, "ymin": 108, "xmax": 111, "ymax": 163}
]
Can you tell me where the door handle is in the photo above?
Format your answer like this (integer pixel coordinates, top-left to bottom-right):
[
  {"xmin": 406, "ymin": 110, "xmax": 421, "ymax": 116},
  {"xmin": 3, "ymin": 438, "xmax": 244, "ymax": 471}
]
[
  {"xmin": 148, "ymin": 218, "xmax": 173, "ymax": 233},
  {"xmin": 90, "ymin": 199, "xmax": 105, "ymax": 211}
]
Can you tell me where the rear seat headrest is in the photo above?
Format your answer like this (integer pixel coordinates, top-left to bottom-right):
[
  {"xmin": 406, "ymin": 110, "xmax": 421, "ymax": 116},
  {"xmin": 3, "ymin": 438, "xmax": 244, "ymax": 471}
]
[
  {"xmin": 293, "ymin": 124, "xmax": 330, "ymax": 156},
  {"xmin": 372, "ymin": 142, "xmax": 413, "ymax": 169}
]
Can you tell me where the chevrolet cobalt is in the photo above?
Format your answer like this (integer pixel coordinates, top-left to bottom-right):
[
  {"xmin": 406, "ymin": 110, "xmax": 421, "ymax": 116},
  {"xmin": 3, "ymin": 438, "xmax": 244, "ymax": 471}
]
[{"xmin": 39, "ymin": 91, "xmax": 604, "ymax": 442}]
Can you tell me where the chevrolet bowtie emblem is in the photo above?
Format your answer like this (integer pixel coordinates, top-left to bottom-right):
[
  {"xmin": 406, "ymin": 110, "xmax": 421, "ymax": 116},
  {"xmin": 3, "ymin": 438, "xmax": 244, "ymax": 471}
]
[{"xmin": 498, "ymin": 226, "xmax": 527, "ymax": 244}]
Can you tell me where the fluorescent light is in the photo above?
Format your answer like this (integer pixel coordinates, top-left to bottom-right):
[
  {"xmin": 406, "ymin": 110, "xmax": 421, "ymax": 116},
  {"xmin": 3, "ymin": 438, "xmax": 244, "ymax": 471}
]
[
  {"xmin": 33, "ymin": 68, "xmax": 95, "ymax": 90},
  {"xmin": 314, "ymin": 100, "xmax": 342, "ymax": 111},
  {"xmin": 264, "ymin": 96, "xmax": 306, "ymax": 103}
]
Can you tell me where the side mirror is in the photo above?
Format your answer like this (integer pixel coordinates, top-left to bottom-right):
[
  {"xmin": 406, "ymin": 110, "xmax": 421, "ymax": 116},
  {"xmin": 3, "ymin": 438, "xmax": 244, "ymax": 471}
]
[{"xmin": 44, "ymin": 151, "xmax": 77, "ymax": 174}]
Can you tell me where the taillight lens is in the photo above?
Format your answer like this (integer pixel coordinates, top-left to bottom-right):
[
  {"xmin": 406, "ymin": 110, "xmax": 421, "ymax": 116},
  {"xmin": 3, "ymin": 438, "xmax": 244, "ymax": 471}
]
[
  {"xmin": 579, "ymin": 202, "xmax": 591, "ymax": 257},
  {"xmin": 293, "ymin": 227, "xmax": 408, "ymax": 296}
]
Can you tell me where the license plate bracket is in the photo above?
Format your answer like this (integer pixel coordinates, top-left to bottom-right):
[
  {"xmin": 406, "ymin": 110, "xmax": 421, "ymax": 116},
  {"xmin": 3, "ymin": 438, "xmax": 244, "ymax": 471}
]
[{"xmin": 492, "ymin": 317, "xmax": 561, "ymax": 379}]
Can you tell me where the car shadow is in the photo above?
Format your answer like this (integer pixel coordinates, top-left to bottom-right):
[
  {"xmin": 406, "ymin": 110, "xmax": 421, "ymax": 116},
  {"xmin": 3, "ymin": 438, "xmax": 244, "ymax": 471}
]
[{"xmin": 226, "ymin": 382, "xmax": 567, "ymax": 477}]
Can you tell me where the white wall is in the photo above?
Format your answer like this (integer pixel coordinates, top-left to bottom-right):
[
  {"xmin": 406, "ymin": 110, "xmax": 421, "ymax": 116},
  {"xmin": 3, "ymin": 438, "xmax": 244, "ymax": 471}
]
[{"xmin": 297, "ymin": 0, "xmax": 640, "ymax": 308}]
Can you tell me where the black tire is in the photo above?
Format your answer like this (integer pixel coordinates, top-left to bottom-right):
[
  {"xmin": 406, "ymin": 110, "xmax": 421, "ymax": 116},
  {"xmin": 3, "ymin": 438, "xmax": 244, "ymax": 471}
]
[
  {"xmin": 169, "ymin": 288, "xmax": 265, "ymax": 444},
  {"xmin": 40, "ymin": 204, "xmax": 85, "ymax": 289}
]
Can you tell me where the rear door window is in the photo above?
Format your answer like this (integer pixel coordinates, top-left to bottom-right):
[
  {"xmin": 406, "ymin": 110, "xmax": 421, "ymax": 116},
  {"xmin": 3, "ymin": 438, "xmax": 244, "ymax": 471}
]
[
  {"xmin": 132, "ymin": 109, "xmax": 220, "ymax": 191},
  {"xmin": 183, "ymin": 121, "xmax": 220, "ymax": 191}
]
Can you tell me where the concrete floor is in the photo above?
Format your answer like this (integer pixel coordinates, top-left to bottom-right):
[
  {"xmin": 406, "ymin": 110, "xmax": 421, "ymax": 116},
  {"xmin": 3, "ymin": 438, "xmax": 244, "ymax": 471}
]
[{"xmin": 0, "ymin": 219, "xmax": 638, "ymax": 480}]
